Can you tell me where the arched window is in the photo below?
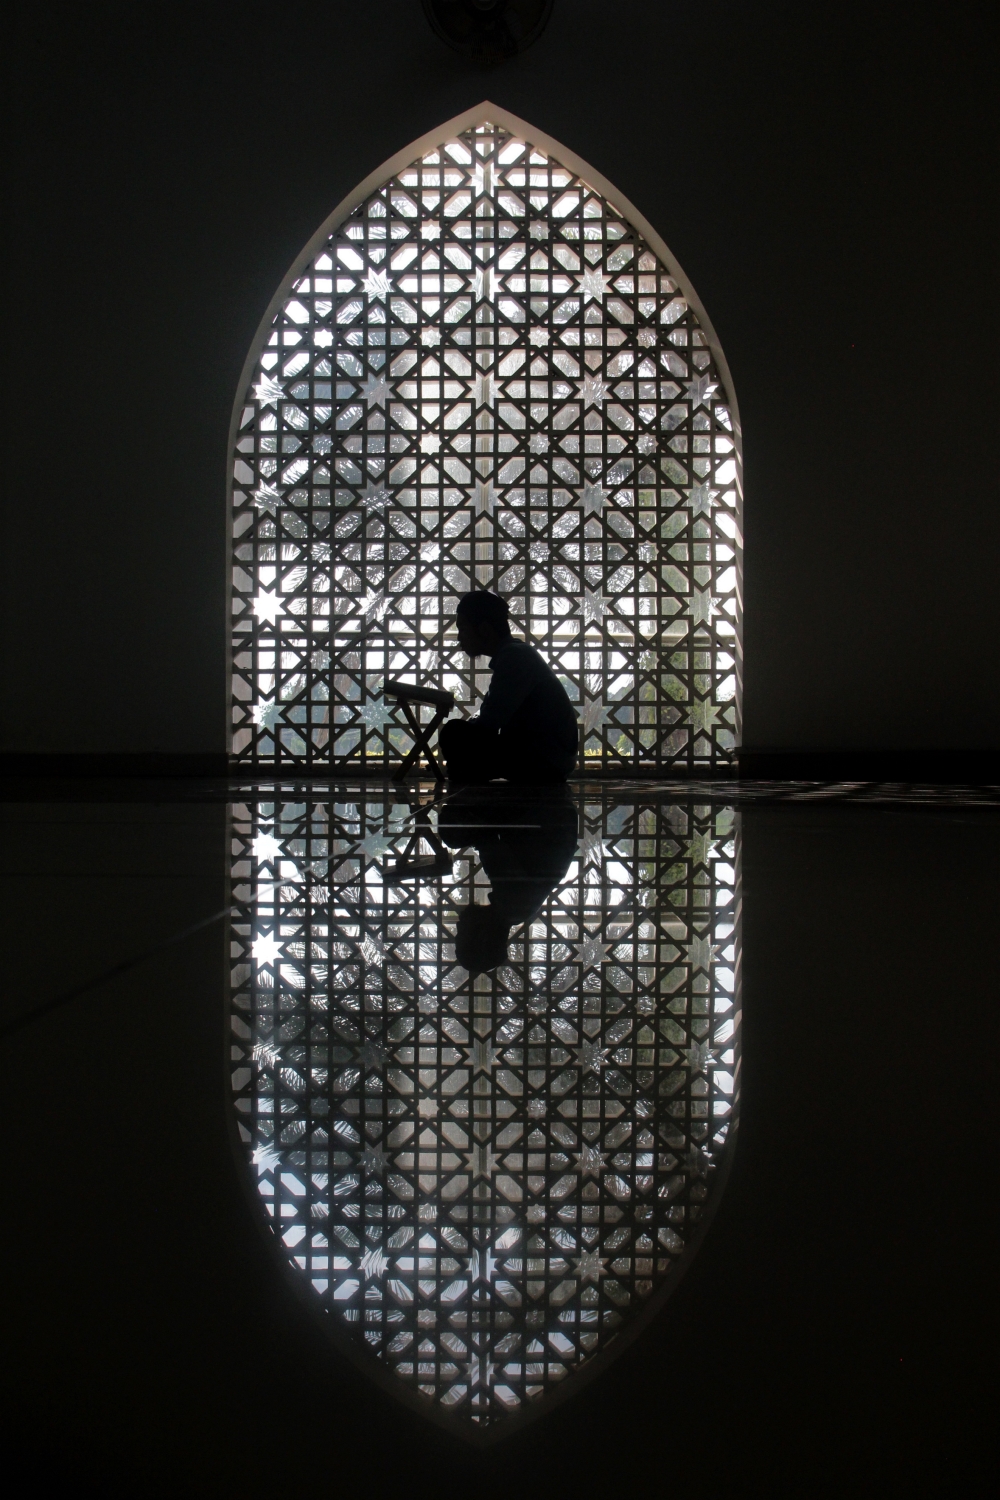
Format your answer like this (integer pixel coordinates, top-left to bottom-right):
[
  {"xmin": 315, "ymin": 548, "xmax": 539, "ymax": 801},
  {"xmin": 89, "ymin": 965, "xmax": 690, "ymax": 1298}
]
[{"xmin": 230, "ymin": 106, "xmax": 742, "ymax": 772}]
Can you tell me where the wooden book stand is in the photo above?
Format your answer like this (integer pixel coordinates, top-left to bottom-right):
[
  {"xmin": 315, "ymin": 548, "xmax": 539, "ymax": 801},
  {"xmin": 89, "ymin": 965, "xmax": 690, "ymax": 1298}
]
[{"xmin": 383, "ymin": 679, "xmax": 456, "ymax": 781}]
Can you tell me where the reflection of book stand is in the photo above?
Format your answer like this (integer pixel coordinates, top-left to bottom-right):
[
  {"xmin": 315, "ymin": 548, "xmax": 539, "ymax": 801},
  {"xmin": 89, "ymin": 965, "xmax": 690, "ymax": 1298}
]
[
  {"xmin": 387, "ymin": 799, "xmax": 454, "ymax": 882},
  {"xmin": 384, "ymin": 679, "xmax": 456, "ymax": 782}
]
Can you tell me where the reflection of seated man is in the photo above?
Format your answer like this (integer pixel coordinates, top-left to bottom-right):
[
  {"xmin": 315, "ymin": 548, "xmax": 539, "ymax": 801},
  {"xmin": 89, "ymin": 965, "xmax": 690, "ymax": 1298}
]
[
  {"xmin": 439, "ymin": 789, "xmax": 578, "ymax": 974},
  {"xmin": 439, "ymin": 590, "xmax": 579, "ymax": 785}
]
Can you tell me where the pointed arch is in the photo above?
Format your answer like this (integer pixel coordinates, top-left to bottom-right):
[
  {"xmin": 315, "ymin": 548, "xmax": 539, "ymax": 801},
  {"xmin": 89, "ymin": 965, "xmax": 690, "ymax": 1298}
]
[{"xmin": 229, "ymin": 105, "xmax": 742, "ymax": 772}]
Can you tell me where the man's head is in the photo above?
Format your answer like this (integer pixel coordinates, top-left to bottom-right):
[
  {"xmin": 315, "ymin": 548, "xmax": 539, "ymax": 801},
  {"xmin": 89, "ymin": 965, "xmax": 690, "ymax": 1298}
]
[{"xmin": 455, "ymin": 590, "xmax": 512, "ymax": 659}]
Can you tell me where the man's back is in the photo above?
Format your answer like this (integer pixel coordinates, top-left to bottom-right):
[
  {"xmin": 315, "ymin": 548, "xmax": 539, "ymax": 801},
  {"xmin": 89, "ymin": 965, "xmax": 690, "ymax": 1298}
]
[{"xmin": 477, "ymin": 638, "xmax": 578, "ymax": 777}]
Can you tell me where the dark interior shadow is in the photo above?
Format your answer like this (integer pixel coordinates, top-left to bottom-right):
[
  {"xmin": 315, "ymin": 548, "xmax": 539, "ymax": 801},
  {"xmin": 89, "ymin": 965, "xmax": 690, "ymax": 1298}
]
[{"xmin": 437, "ymin": 787, "xmax": 579, "ymax": 974}]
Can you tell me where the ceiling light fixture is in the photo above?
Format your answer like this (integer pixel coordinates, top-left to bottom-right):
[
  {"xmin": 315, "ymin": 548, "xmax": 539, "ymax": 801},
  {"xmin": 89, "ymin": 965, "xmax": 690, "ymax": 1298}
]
[{"xmin": 421, "ymin": 0, "xmax": 554, "ymax": 64}]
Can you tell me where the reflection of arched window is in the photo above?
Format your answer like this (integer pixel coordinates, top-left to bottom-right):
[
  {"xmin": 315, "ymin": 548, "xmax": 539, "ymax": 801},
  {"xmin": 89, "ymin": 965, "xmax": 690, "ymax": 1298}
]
[
  {"xmin": 229, "ymin": 790, "xmax": 740, "ymax": 1433},
  {"xmin": 230, "ymin": 106, "xmax": 741, "ymax": 773}
]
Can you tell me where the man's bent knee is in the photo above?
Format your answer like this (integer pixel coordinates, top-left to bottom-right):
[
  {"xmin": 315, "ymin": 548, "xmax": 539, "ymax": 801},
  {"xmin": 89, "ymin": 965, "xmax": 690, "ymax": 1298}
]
[{"xmin": 439, "ymin": 718, "xmax": 499, "ymax": 784}]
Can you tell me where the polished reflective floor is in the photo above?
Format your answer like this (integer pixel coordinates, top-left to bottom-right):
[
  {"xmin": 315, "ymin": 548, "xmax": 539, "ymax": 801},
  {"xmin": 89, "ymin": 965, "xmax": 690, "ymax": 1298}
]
[{"xmin": 0, "ymin": 781, "xmax": 995, "ymax": 1487}]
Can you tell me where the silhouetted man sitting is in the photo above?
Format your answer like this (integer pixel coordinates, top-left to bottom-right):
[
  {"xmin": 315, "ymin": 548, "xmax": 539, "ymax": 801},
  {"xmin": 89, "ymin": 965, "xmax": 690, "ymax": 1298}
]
[{"xmin": 438, "ymin": 591, "xmax": 579, "ymax": 785}]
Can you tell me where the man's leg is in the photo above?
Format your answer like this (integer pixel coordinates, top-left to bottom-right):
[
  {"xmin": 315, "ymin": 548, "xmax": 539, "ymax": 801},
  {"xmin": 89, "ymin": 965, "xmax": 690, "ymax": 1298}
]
[
  {"xmin": 438, "ymin": 719, "xmax": 500, "ymax": 784},
  {"xmin": 496, "ymin": 729, "xmax": 568, "ymax": 785}
]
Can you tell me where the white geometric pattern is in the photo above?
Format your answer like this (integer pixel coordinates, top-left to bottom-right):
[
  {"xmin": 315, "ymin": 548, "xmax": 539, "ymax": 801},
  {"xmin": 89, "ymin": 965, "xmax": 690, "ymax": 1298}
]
[
  {"xmin": 230, "ymin": 114, "xmax": 742, "ymax": 772},
  {"xmin": 228, "ymin": 789, "xmax": 741, "ymax": 1430}
]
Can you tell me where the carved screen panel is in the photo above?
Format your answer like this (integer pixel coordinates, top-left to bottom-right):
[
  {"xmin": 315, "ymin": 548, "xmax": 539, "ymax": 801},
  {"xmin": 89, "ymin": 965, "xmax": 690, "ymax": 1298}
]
[
  {"xmin": 228, "ymin": 787, "xmax": 740, "ymax": 1432},
  {"xmin": 230, "ymin": 114, "xmax": 742, "ymax": 772}
]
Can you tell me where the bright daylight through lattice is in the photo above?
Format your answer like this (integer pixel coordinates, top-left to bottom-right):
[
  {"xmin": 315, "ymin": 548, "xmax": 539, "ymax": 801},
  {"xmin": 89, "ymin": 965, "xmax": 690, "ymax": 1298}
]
[{"xmin": 231, "ymin": 117, "xmax": 742, "ymax": 772}]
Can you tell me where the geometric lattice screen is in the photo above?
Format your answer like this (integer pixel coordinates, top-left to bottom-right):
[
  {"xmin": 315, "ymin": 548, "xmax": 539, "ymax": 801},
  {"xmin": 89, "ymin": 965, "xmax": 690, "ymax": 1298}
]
[
  {"xmin": 230, "ymin": 108, "xmax": 742, "ymax": 773},
  {"xmin": 228, "ymin": 787, "xmax": 740, "ymax": 1433}
]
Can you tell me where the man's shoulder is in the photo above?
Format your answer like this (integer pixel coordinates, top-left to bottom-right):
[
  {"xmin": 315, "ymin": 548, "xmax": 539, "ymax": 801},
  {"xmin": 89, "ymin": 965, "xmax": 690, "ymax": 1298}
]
[
  {"xmin": 494, "ymin": 638, "xmax": 546, "ymax": 669},
  {"xmin": 492, "ymin": 637, "xmax": 533, "ymax": 660}
]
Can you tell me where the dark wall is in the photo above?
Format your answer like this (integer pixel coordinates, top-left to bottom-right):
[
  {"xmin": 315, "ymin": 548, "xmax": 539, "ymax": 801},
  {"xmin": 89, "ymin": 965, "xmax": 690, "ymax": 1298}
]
[{"xmin": 5, "ymin": 0, "xmax": 996, "ymax": 755}]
